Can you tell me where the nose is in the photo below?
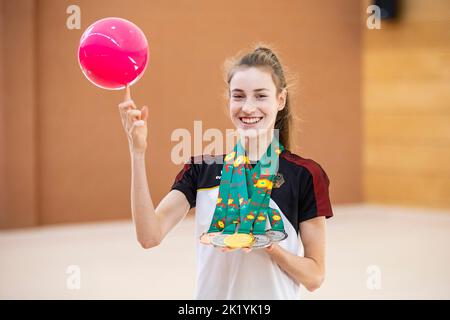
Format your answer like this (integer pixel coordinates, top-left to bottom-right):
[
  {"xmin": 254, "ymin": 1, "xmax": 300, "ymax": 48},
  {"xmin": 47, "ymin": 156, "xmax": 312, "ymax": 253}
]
[{"xmin": 241, "ymin": 99, "xmax": 256, "ymax": 113}]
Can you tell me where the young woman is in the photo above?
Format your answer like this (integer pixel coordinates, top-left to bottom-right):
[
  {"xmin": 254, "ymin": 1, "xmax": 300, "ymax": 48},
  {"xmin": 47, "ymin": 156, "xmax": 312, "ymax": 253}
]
[{"xmin": 118, "ymin": 46, "xmax": 333, "ymax": 299}]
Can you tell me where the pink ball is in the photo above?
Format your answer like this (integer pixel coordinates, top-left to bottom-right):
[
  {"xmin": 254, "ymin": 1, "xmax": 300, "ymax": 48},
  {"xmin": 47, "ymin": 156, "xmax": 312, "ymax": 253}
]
[{"xmin": 78, "ymin": 17, "xmax": 149, "ymax": 90}]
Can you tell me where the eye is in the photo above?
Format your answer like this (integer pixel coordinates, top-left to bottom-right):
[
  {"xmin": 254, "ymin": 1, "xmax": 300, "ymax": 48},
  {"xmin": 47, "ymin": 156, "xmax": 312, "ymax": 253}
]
[
  {"xmin": 232, "ymin": 95, "xmax": 244, "ymax": 100},
  {"xmin": 256, "ymin": 95, "xmax": 267, "ymax": 99}
]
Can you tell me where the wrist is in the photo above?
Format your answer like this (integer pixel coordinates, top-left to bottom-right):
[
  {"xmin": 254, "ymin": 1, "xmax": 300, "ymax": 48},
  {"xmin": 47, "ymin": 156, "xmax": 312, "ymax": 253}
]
[{"xmin": 131, "ymin": 150, "xmax": 146, "ymax": 159}]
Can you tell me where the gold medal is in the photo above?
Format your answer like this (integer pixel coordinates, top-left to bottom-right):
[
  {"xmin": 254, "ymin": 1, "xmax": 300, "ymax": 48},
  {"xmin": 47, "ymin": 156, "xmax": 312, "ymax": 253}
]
[{"xmin": 224, "ymin": 233, "xmax": 254, "ymax": 249}]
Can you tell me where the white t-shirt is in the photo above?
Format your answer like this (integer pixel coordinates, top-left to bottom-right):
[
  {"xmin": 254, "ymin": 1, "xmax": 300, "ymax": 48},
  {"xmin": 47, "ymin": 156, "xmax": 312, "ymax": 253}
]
[{"xmin": 171, "ymin": 150, "xmax": 333, "ymax": 299}]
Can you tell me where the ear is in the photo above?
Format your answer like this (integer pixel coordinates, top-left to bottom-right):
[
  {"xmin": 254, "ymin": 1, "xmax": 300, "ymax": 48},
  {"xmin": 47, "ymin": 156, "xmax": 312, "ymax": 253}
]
[{"xmin": 278, "ymin": 89, "xmax": 287, "ymax": 111}]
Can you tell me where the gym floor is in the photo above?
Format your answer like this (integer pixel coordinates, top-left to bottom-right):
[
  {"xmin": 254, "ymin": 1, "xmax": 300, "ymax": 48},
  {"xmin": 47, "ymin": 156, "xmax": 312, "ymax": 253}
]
[{"xmin": 1, "ymin": 204, "xmax": 449, "ymax": 299}]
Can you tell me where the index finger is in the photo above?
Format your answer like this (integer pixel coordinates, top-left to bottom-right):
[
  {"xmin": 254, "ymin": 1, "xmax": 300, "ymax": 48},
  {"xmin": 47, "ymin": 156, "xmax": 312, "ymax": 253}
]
[
  {"xmin": 124, "ymin": 85, "xmax": 131, "ymax": 101},
  {"xmin": 121, "ymin": 85, "xmax": 137, "ymax": 110}
]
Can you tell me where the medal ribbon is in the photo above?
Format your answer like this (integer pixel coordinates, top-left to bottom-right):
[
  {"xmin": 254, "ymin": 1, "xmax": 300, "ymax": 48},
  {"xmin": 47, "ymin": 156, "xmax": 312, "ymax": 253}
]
[{"xmin": 206, "ymin": 136, "xmax": 285, "ymax": 236}]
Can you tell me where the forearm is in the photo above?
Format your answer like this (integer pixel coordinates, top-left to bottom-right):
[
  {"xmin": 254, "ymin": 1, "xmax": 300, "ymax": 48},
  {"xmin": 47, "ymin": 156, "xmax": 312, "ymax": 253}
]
[
  {"xmin": 130, "ymin": 151, "xmax": 161, "ymax": 247},
  {"xmin": 266, "ymin": 244, "xmax": 324, "ymax": 291}
]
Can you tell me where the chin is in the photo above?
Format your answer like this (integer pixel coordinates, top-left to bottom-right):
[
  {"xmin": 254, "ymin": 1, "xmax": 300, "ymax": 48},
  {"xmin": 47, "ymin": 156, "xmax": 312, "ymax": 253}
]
[{"xmin": 236, "ymin": 126, "xmax": 271, "ymax": 139}]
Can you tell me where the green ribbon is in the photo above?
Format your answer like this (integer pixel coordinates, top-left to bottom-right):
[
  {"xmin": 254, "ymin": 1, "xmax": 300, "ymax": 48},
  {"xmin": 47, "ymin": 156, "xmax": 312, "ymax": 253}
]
[{"xmin": 207, "ymin": 136, "xmax": 285, "ymax": 236}]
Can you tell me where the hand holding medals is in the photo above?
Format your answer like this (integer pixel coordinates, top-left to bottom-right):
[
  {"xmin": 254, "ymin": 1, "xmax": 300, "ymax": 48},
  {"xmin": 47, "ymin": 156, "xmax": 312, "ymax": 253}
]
[{"xmin": 200, "ymin": 138, "xmax": 288, "ymax": 251}]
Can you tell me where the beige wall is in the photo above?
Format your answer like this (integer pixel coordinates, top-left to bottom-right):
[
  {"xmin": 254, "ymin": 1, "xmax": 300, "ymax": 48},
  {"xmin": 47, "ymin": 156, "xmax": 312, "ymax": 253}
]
[
  {"xmin": 0, "ymin": 0, "xmax": 4, "ymax": 223},
  {"xmin": 0, "ymin": 0, "xmax": 362, "ymax": 228},
  {"xmin": 363, "ymin": 0, "xmax": 450, "ymax": 208},
  {"xmin": 0, "ymin": 0, "xmax": 39, "ymax": 228}
]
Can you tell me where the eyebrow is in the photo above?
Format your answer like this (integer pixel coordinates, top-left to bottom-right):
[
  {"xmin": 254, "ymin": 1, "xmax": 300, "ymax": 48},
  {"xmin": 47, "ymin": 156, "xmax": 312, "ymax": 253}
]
[{"xmin": 231, "ymin": 88, "xmax": 269, "ymax": 93}]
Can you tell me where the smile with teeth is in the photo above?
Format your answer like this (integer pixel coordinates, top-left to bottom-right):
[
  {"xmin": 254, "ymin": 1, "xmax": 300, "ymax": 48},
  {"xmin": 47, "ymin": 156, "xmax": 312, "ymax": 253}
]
[{"xmin": 239, "ymin": 117, "xmax": 263, "ymax": 124}]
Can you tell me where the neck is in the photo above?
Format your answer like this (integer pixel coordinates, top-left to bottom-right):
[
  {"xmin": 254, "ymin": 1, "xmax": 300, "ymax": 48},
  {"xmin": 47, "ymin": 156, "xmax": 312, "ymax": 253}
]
[{"xmin": 241, "ymin": 129, "xmax": 274, "ymax": 162}]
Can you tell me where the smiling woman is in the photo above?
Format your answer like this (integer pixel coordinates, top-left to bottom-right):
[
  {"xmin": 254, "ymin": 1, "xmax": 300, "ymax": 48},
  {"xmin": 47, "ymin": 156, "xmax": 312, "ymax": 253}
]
[
  {"xmin": 118, "ymin": 44, "xmax": 333, "ymax": 300},
  {"xmin": 225, "ymin": 46, "xmax": 292, "ymax": 155},
  {"xmin": 230, "ymin": 70, "xmax": 281, "ymax": 129}
]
